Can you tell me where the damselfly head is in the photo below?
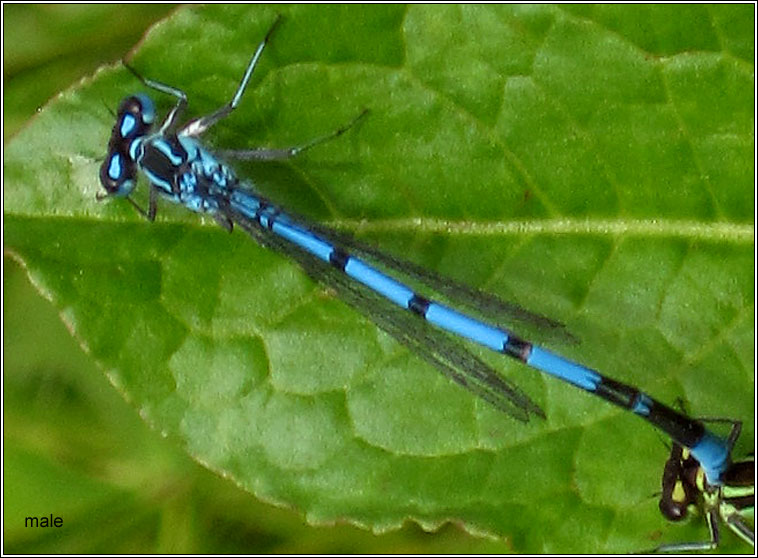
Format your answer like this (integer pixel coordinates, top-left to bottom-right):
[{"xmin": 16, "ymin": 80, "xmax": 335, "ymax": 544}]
[{"xmin": 99, "ymin": 94, "xmax": 155, "ymax": 198}]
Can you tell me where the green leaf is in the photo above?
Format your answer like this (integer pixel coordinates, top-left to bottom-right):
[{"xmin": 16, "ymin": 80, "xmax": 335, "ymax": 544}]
[{"xmin": 4, "ymin": 4, "xmax": 754, "ymax": 553}]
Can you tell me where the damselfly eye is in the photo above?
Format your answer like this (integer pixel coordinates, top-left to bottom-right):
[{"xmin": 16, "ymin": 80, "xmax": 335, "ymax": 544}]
[
  {"xmin": 659, "ymin": 494, "xmax": 689, "ymax": 521},
  {"xmin": 115, "ymin": 94, "xmax": 155, "ymax": 140},
  {"xmin": 99, "ymin": 151, "xmax": 136, "ymax": 196}
]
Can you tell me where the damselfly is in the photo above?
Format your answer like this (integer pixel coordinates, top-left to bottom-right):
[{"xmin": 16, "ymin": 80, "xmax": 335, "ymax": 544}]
[
  {"xmin": 98, "ymin": 16, "xmax": 754, "ymax": 551},
  {"xmin": 651, "ymin": 419, "xmax": 754, "ymax": 552}
]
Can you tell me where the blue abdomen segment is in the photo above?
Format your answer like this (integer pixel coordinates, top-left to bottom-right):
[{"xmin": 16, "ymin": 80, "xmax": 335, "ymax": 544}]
[
  {"xmin": 690, "ymin": 431, "xmax": 730, "ymax": 485},
  {"xmin": 272, "ymin": 220, "xmax": 336, "ymax": 263},
  {"xmin": 229, "ymin": 190, "xmax": 339, "ymax": 265},
  {"xmin": 425, "ymin": 303, "xmax": 508, "ymax": 352},
  {"xmin": 527, "ymin": 346, "xmax": 601, "ymax": 391},
  {"xmin": 344, "ymin": 258, "xmax": 416, "ymax": 308}
]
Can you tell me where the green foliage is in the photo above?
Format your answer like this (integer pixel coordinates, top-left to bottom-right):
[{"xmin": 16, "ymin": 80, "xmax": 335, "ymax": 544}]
[{"xmin": 4, "ymin": 4, "xmax": 753, "ymax": 553}]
